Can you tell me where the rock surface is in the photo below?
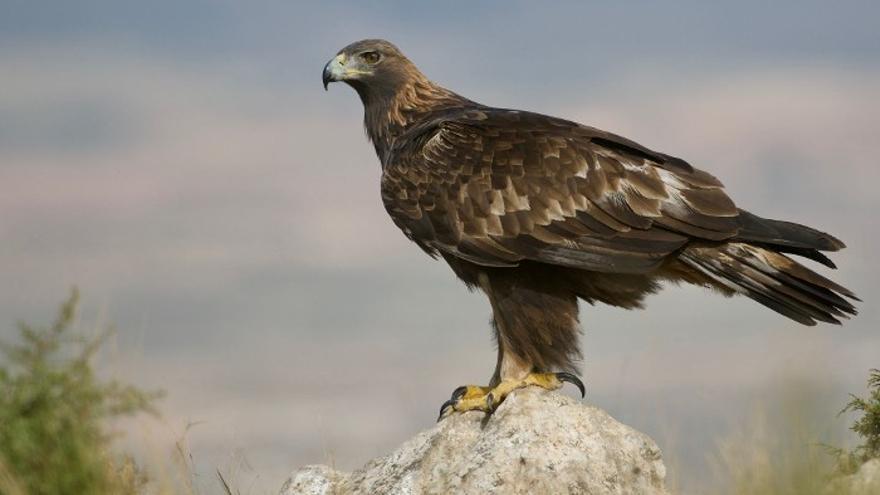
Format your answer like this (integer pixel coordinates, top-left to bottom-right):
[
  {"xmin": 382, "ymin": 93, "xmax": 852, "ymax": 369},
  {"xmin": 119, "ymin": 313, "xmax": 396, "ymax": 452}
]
[{"xmin": 280, "ymin": 388, "xmax": 668, "ymax": 495}]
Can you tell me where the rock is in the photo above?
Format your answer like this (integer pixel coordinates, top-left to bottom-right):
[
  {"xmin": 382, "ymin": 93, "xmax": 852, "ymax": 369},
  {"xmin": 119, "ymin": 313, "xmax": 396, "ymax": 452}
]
[
  {"xmin": 827, "ymin": 458, "xmax": 880, "ymax": 495},
  {"xmin": 281, "ymin": 465, "xmax": 343, "ymax": 495},
  {"xmin": 280, "ymin": 388, "xmax": 669, "ymax": 495}
]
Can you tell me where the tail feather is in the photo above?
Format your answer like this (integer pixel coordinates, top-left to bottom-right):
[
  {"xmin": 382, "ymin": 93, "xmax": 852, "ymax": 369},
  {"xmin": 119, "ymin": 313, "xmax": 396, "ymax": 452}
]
[
  {"xmin": 752, "ymin": 244, "xmax": 837, "ymax": 269},
  {"xmin": 680, "ymin": 243, "xmax": 857, "ymax": 326},
  {"xmin": 736, "ymin": 210, "xmax": 846, "ymax": 251},
  {"xmin": 735, "ymin": 210, "xmax": 845, "ymax": 268}
]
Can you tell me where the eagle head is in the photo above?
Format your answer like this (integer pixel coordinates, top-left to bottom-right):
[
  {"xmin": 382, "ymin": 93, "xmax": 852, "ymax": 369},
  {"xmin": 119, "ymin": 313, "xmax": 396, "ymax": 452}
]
[
  {"xmin": 322, "ymin": 39, "xmax": 417, "ymax": 93},
  {"xmin": 322, "ymin": 39, "xmax": 467, "ymax": 154}
]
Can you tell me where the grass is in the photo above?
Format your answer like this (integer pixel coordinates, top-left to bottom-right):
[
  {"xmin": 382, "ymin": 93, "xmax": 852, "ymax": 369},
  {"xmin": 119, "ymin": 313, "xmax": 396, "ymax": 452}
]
[
  {"xmin": 708, "ymin": 370, "xmax": 880, "ymax": 495},
  {"xmin": 712, "ymin": 403, "xmax": 837, "ymax": 494}
]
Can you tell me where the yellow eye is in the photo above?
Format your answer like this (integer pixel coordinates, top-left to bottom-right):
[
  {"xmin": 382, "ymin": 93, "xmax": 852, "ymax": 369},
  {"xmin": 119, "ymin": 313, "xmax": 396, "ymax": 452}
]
[{"xmin": 361, "ymin": 51, "xmax": 380, "ymax": 64}]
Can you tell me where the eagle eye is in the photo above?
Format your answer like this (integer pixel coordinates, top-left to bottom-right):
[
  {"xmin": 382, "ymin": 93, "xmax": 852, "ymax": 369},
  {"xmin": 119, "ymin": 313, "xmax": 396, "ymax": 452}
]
[{"xmin": 360, "ymin": 51, "xmax": 381, "ymax": 64}]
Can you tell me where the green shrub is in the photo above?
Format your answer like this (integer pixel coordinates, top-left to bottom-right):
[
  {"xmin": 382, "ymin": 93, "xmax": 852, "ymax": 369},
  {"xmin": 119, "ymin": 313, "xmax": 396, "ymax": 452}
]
[
  {"xmin": 830, "ymin": 368, "xmax": 880, "ymax": 475},
  {"xmin": 0, "ymin": 289, "xmax": 163, "ymax": 495}
]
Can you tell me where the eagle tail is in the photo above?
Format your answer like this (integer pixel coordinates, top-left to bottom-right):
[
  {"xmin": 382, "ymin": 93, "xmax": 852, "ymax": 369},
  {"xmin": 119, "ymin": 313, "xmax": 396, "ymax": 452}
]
[
  {"xmin": 679, "ymin": 242, "xmax": 858, "ymax": 326},
  {"xmin": 733, "ymin": 210, "xmax": 845, "ymax": 268}
]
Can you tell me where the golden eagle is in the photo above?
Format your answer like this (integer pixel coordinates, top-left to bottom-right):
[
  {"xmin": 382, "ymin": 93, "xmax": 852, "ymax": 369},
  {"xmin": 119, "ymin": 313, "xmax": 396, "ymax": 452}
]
[{"xmin": 322, "ymin": 39, "xmax": 858, "ymax": 419}]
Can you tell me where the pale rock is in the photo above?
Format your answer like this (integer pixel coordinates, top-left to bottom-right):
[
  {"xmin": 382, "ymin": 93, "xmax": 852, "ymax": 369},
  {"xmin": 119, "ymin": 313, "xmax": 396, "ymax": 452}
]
[{"xmin": 280, "ymin": 387, "xmax": 668, "ymax": 495}]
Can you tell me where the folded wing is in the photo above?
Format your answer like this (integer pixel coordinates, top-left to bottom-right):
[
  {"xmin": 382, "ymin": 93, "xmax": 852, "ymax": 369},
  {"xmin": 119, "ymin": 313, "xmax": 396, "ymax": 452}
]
[{"xmin": 382, "ymin": 108, "xmax": 741, "ymax": 273}]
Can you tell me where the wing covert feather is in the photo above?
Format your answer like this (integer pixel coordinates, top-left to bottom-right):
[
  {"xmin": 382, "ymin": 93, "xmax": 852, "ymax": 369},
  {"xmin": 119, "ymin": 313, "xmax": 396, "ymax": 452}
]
[{"xmin": 381, "ymin": 108, "xmax": 741, "ymax": 273}]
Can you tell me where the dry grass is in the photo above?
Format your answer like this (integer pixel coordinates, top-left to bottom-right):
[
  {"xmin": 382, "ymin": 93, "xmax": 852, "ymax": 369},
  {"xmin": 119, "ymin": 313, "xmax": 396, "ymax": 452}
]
[{"xmin": 708, "ymin": 373, "xmax": 880, "ymax": 495}]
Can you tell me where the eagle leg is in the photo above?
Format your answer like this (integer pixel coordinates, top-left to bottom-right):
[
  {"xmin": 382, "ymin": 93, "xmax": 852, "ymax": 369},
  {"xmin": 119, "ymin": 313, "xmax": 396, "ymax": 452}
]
[{"xmin": 437, "ymin": 372, "xmax": 584, "ymax": 421}]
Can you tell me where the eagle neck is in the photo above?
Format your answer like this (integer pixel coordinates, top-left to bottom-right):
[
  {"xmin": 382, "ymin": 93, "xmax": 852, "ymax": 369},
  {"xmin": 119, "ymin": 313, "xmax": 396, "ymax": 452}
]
[{"xmin": 358, "ymin": 77, "xmax": 467, "ymax": 165}]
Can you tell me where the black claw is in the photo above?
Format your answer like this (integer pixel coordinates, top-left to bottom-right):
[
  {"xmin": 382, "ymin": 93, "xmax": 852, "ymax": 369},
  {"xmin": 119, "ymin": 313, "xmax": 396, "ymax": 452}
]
[
  {"xmin": 437, "ymin": 386, "xmax": 469, "ymax": 422},
  {"xmin": 485, "ymin": 392, "xmax": 494, "ymax": 411},
  {"xmin": 555, "ymin": 372, "xmax": 586, "ymax": 398},
  {"xmin": 449, "ymin": 386, "xmax": 468, "ymax": 402},
  {"xmin": 437, "ymin": 398, "xmax": 456, "ymax": 422}
]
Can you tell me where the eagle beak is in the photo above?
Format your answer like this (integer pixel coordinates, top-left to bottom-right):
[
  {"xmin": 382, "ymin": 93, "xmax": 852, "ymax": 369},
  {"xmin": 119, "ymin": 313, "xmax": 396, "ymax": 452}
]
[{"xmin": 322, "ymin": 54, "xmax": 346, "ymax": 90}]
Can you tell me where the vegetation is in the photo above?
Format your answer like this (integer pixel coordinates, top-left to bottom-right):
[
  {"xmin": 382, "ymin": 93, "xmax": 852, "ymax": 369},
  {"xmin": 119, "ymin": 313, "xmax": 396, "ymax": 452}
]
[
  {"xmin": 0, "ymin": 291, "xmax": 876, "ymax": 494},
  {"xmin": 829, "ymin": 368, "xmax": 880, "ymax": 475},
  {"xmin": 713, "ymin": 386, "xmax": 836, "ymax": 495},
  {"xmin": 0, "ymin": 289, "xmax": 162, "ymax": 495},
  {"xmin": 711, "ymin": 370, "xmax": 880, "ymax": 495}
]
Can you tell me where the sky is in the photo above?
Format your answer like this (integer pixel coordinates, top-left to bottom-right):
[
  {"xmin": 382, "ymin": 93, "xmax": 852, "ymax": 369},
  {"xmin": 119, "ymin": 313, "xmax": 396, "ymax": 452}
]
[{"xmin": 1, "ymin": 1, "xmax": 879, "ymax": 493}]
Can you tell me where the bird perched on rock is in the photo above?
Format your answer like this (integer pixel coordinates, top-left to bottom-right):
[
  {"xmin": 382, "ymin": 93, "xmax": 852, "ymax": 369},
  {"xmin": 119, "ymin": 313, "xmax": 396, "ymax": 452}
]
[{"xmin": 322, "ymin": 39, "xmax": 858, "ymax": 420}]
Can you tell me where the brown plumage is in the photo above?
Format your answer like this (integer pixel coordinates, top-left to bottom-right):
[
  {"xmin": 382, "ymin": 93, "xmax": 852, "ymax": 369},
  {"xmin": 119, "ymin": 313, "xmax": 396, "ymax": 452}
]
[{"xmin": 323, "ymin": 39, "xmax": 858, "ymax": 388}]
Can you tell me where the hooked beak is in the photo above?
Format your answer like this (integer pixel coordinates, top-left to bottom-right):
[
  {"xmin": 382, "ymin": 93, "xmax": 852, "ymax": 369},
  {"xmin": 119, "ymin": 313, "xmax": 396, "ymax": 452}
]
[{"xmin": 322, "ymin": 53, "xmax": 346, "ymax": 90}]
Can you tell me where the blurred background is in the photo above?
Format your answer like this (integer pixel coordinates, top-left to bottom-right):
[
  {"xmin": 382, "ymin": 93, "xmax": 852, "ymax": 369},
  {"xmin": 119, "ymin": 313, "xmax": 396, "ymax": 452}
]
[{"xmin": 1, "ymin": 1, "xmax": 878, "ymax": 493}]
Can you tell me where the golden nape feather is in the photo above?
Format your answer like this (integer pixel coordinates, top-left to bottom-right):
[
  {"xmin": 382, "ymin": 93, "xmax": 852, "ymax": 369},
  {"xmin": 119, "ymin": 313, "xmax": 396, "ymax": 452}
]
[{"xmin": 323, "ymin": 38, "xmax": 858, "ymax": 417}]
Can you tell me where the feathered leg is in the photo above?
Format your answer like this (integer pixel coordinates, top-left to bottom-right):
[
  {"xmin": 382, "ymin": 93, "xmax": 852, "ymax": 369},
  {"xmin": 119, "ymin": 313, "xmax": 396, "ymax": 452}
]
[{"xmin": 438, "ymin": 269, "xmax": 584, "ymax": 420}]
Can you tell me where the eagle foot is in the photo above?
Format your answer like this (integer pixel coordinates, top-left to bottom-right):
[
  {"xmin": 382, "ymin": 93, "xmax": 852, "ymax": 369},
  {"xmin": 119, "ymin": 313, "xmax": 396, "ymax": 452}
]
[{"xmin": 437, "ymin": 372, "xmax": 584, "ymax": 421}]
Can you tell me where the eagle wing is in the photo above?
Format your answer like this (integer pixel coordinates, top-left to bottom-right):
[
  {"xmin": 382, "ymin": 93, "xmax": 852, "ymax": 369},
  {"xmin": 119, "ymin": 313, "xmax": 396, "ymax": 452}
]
[{"xmin": 381, "ymin": 108, "xmax": 740, "ymax": 273}]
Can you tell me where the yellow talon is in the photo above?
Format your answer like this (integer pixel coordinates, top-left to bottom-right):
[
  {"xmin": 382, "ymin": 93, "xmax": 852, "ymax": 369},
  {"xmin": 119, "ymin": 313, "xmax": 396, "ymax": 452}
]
[
  {"xmin": 437, "ymin": 372, "xmax": 584, "ymax": 421},
  {"xmin": 458, "ymin": 385, "xmax": 492, "ymax": 400}
]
